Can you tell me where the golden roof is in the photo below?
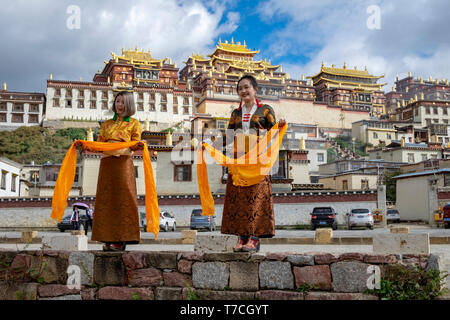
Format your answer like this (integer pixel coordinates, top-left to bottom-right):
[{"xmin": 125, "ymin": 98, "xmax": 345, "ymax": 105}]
[
  {"xmin": 112, "ymin": 46, "xmax": 167, "ymax": 64},
  {"xmin": 309, "ymin": 63, "xmax": 384, "ymax": 79},
  {"xmin": 214, "ymin": 38, "xmax": 259, "ymax": 55}
]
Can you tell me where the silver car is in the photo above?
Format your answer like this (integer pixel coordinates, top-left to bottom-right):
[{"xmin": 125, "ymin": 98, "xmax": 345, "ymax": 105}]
[
  {"xmin": 347, "ymin": 208, "xmax": 374, "ymax": 230},
  {"xmin": 386, "ymin": 209, "xmax": 400, "ymax": 223}
]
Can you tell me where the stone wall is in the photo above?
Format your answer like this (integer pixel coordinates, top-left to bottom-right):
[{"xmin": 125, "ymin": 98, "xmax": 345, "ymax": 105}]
[{"xmin": 0, "ymin": 250, "xmax": 441, "ymax": 300}]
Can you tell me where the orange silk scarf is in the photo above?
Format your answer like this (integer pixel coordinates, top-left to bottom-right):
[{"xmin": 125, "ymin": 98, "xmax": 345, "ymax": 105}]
[
  {"xmin": 197, "ymin": 122, "xmax": 287, "ymax": 216},
  {"xmin": 51, "ymin": 140, "xmax": 160, "ymax": 239}
]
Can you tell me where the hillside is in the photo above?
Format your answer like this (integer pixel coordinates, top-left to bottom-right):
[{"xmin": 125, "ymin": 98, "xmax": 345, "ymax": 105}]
[{"xmin": 0, "ymin": 126, "xmax": 87, "ymax": 165}]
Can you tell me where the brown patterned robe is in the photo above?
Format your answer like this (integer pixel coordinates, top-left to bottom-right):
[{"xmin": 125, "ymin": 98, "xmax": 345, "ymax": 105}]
[{"xmin": 221, "ymin": 104, "xmax": 277, "ymax": 238}]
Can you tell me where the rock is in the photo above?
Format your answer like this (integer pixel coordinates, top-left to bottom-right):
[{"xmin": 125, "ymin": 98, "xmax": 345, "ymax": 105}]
[
  {"xmin": 364, "ymin": 254, "xmax": 397, "ymax": 264},
  {"xmin": 163, "ymin": 271, "xmax": 192, "ymax": 287},
  {"xmin": 192, "ymin": 262, "xmax": 229, "ymax": 290},
  {"xmin": 265, "ymin": 252, "xmax": 289, "ymax": 261},
  {"xmin": 338, "ymin": 253, "xmax": 365, "ymax": 262},
  {"xmin": 30, "ymin": 254, "xmax": 69, "ymax": 284},
  {"xmin": 98, "ymin": 286, "xmax": 153, "ymax": 300},
  {"xmin": 259, "ymin": 261, "xmax": 294, "ymax": 290},
  {"xmin": 194, "ymin": 234, "xmax": 238, "ymax": 253},
  {"xmin": 93, "ymin": 253, "xmax": 126, "ymax": 286},
  {"xmin": 426, "ymin": 253, "xmax": 446, "ymax": 272},
  {"xmin": 38, "ymin": 284, "xmax": 80, "ymax": 297},
  {"xmin": 181, "ymin": 230, "xmax": 197, "ymax": 244},
  {"xmin": 229, "ymin": 262, "xmax": 259, "ymax": 291},
  {"xmin": 128, "ymin": 267, "xmax": 163, "ymax": 287},
  {"xmin": 146, "ymin": 252, "xmax": 177, "ymax": 269},
  {"xmin": 293, "ymin": 265, "xmax": 332, "ymax": 290},
  {"xmin": 8, "ymin": 254, "xmax": 32, "ymax": 281},
  {"xmin": 154, "ymin": 287, "xmax": 183, "ymax": 300},
  {"xmin": 330, "ymin": 261, "xmax": 372, "ymax": 293},
  {"xmin": 71, "ymin": 230, "xmax": 85, "ymax": 236},
  {"xmin": 39, "ymin": 294, "xmax": 82, "ymax": 300},
  {"xmin": 0, "ymin": 283, "xmax": 38, "ymax": 300},
  {"xmin": 68, "ymin": 252, "xmax": 94, "ymax": 286},
  {"xmin": 287, "ymin": 255, "xmax": 315, "ymax": 266},
  {"xmin": 372, "ymin": 233, "xmax": 430, "ymax": 255},
  {"xmin": 193, "ymin": 289, "xmax": 255, "ymax": 300},
  {"xmin": 314, "ymin": 253, "xmax": 339, "ymax": 265},
  {"xmin": 256, "ymin": 290, "xmax": 304, "ymax": 300},
  {"xmin": 122, "ymin": 252, "xmax": 148, "ymax": 270},
  {"xmin": 81, "ymin": 288, "xmax": 97, "ymax": 300},
  {"xmin": 178, "ymin": 259, "xmax": 194, "ymax": 274},
  {"xmin": 305, "ymin": 292, "xmax": 378, "ymax": 300},
  {"xmin": 204, "ymin": 252, "xmax": 250, "ymax": 262},
  {"xmin": 314, "ymin": 228, "xmax": 333, "ymax": 244},
  {"xmin": 181, "ymin": 252, "xmax": 204, "ymax": 261}
]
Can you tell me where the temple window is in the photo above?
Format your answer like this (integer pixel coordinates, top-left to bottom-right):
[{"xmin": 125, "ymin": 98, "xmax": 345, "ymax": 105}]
[
  {"xmin": 101, "ymin": 101, "xmax": 107, "ymax": 110},
  {"xmin": 174, "ymin": 165, "xmax": 192, "ymax": 182},
  {"xmin": 173, "ymin": 106, "xmax": 178, "ymax": 114},
  {"xmin": 65, "ymin": 100, "xmax": 71, "ymax": 108},
  {"xmin": 0, "ymin": 103, "xmax": 6, "ymax": 111},
  {"xmin": 0, "ymin": 113, "xmax": 6, "ymax": 122},
  {"xmin": 149, "ymin": 104, "xmax": 155, "ymax": 111},
  {"xmin": 79, "ymin": 90, "xmax": 84, "ymax": 97},
  {"xmin": 160, "ymin": 103, "xmax": 167, "ymax": 112},
  {"xmin": 13, "ymin": 104, "xmax": 24, "ymax": 112},
  {"xmin": 11, "ymin": 113, "xmax": 23, "ymax": 123},
  {"xmin": 137, "ymin": 103, "xmax": 143, "ymax": 111},
  {"xmin": 28, "ymin": 114, "xmax": 39, "ymax": 123},
  {"xmin": 90, "ymin": 101, "xmax": 96, "ymax": 109},
  {"xmin": 183, "ymin": 106, "xmax": 189, "ymax": 114}
]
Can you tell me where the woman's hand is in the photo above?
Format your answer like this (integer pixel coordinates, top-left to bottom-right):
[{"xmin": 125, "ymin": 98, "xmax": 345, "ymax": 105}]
[{"xmin": 130, "ymin": 140, "xmax": 145, "ymax": 151}]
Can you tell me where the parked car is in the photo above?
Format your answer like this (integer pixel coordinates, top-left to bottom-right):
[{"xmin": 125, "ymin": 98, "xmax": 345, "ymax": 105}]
[
  {"xmin": 347, "ymin": 208, "xmax": 374, "ymax": 230},
  {"xmin": 57, "ymin": 202, "xmax": 92, "ymax": 232},
  {"xmin": 190, "ymin": 209, "xmax": 216, "ymax": 231},
  {"xmin": 386, "ymin": 209, "xmax": 401, "ymax": 223},
  {"xmin": 310, "ymin": 207, "xmax": 338, "ymax": 230},
  {"xmin": 442, "ymin": 204, "xmax": 450, "ymax": 229},
  {"xmin": 139, "ymin": 211, "xmax": 176, "ymax": 232}
]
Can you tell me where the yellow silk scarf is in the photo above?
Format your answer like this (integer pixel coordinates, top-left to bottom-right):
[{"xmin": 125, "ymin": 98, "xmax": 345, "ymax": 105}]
[
  {"xmin": 197, "ymin": 122, "xmax": 287, "ymax": 216},
  {"xmin": 51, "ymin": 140, "xmax": 160, "ymax": 239}
]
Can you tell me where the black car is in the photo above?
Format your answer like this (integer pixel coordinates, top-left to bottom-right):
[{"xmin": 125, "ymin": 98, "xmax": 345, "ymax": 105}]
[{"xmin": 310, "ymin": 207, "xmax": 338, "ymax": 230}]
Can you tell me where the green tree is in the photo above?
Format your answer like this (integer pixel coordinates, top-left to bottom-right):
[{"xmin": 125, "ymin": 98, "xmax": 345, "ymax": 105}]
[{"xmin": 383, "ymin": 169, "xmax": 402, "ymax": 203}]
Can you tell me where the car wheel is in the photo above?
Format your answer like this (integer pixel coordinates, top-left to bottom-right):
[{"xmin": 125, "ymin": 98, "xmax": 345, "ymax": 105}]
[
  {"xmin": 172, "ymin": 223, "xmax": 176, "ymax": 232},
  {"xmin": 445, "ymin": 223, "xmax": 450, "ymax": 229},
  {"xmin": 310, "ymin": 225, "xmax": 315, "ymax": 230},
  {"xmin": 164, "ymin": 223, "xmax": 169, "ymax": 232},
  {"xmin": 59, "ymin": 228, "xmax": 64, "ymax": 232},
  {"xmin": 348, "ymin": 225, "xmax": 352, "ymax": 230},
  {"xmin": 332, "ymin": 224, "xmax": 337, "ymax": 230}
]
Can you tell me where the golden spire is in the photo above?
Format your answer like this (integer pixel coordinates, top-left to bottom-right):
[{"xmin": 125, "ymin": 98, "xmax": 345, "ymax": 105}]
[
  {"xmin": 401, "ymin": 136, "xmax": 405, "ymax": 147},
  {"xmin": 343, "ymin": 62, "xmax": 346, "ymax": 69},
  {"xmin": 2, "ymin": 82, "xmax": 6, "ymax": 91},
  {"xmin": 420, "ymin": 92, "xmax": 424, "ymax": 100},
  {"xmin": 49, "ymin": 73, "xmax": 53, "ymax": 80},
  {"xmin": 408, "ymin": 71, "xmax": 412, "ymax": 77},
  {"xmin": 300, "ymin": 136, "xmax": 306, "ymax": 150},
  {"xmin": 87, "ymin": 128, "xmax": 94, "ymax": 141}
]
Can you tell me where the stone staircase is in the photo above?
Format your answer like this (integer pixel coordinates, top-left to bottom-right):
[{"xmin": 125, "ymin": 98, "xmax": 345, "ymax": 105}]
[{"xmin": 326, "ymin": 138, "xmax": 360, "ymax": 160}]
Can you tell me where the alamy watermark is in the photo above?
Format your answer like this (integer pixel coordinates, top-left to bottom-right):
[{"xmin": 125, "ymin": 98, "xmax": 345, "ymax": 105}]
[
  {"xmin": 366, "ymin": 4, "xmax": 381, "ymax": 30},
  {"xmin": 66, "ymin": 5, "xmax": 81, "ymax": 30},
  {"xmin": 66, "ymin": 265, "xmax": 81, "ymax": 290},
  {"xmin": 366, "ymin": 265, "xmax": 381, "ymax": 290}
]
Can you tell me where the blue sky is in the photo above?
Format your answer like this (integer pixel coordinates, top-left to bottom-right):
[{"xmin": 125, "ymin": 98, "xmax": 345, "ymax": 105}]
[{"xmin": 0, "ymin": 0, "xmax": 449, "ymax": 93}]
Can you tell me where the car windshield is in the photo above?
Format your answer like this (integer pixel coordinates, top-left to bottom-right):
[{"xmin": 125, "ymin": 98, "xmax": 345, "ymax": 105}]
[
  {"xmin": 313, "ymin": 208, "xmax": 333, "ymax": 214},
  {"xmin": 192, "ymin": 210, "xmax": 202, "ymax": 216},
  {"xmin": 352, "ymin": 209, "xmax": 370, "ymax": 213},
  {"xmin": 387, "ymin": 210, "xmax": 399, "ymax": 214}
]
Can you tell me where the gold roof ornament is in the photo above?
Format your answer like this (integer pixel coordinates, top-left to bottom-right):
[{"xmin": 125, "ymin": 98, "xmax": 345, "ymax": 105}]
[
  {"xmin": 401, "ymin": 136, "xmax": 405, "ymax": 147},
  {"xmin": 87, "ymin": 128, "xmax": 94, "ymax": 141},
  {"xmin": 2, "ymin": 82, "xmax": 6, "ymax": 91},
  {"xmin": 49, "ymin": 74, "xmax": 53, "ymax": 80},
  {"xmin": 420, "ymin": 92, "xmax": 424, "ymax": 100},
  {"xmin": 397, "ymin": 101, "xmax": 401, "ymax": 108},
  {"xmin": 343, "ymin": 62, "xmax": 347, "ymax": 69},
  {"xmin": 301, "ymin": 74, "xmax": 305, "ymax": 81},
  {"xmin": 405, "ymin": 87, "xmax": 409, "ymax": 93},
  {"xmin": 166, "ymin": 131, "xmax": 173, "ymax": 146},
  {"xmin": 408, "ymin": 71, "xmax": 412, "ymax": 77},
  {"xmin": 436, "ymin": 78, "xmax": 439, "ymax": 84},
  {"xmin": 300, "ymin": 136, "xmax": 306, "ymax": 150}
]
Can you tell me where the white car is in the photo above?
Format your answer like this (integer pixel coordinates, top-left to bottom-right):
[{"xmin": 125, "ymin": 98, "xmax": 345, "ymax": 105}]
[
  {"xmin": 140, "ymin": 211, "xmax": 176, "ymax": 232},
  {"xmin": 386, "ymin": 209, "xmax": 400, "ymax": 223},
  {"xmin": 347, "ymin": 208, "xmax": 374, "ymax": 230}
]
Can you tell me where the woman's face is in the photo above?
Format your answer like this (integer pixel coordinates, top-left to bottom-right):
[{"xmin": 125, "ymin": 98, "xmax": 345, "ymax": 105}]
[
  {"xmin": 237, "ymin": 79, "xmax": 257, "ymax": 105},
  {"xmin": 115, "ymin": 95, "xmax": 126, "ymax": 117}
]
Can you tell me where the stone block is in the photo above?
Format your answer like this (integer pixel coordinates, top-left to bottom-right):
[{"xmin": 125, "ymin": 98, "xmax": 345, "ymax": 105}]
[
  {"xmin": 192, "ymin": 262, "xmax": 229, "ymax": 290},
  {"xmin": 364, "ymin": 254, "xmax": 397, "ymax": 264},
  {"xmin": 305, "ymin": 292, "xmax": 378, "ymax": 300},
  {"xmin": 163, "ymin": 271, "xmax": 192, "ymax": 287},
  {"xmin": 338, "ymin": 253, "xmax": 365, "ymax": 262},
  {"xmin": 146, "ymin": 252, "xmax": 177, "ymax": 269},
  {"xmin": 373, "ymin": 233, "xmax": 430, "ymax": 255},
  {"xmin": 30, "ymin": 254, "xmax": 69, "ymax": 284},
  {"xmin": 98, "ymin": 286, "xmax": 154, "ymax": 300},
  {"xmin": 68, "ymin": 252, "xmax": 94, "ymax": 286},
  {"xmin": 255, "ymin": 290, "xmax": 304, "ymax": 300},
  {"xmin": 229, "ymin": 262, "xmax": 259, "ymax": 291},
  {"xmin": 390, "ymin": 226, "xmax": 409, "ymax": 234},
  {"xmin": 314, "ymin": 228, "xmax": 333, "ymax": 244},
  {"xmin": 21, "ymin": 231, "xmax": 38, "ymax": 244},
  {"xmin": 38, "ymin": 284, "xmax": 80, "ymax": 298},
  {"xmin": 426, "ymin": 253, "xmax": 446, "ymax": 273},
  {"xmin": 8, "ymin": 253, "xmax": 32, "ymax": 281},
  {"xmin": 181, "ymin": 230, "xmax": 197, "ymax": 244},
  {"xmin": 0, "ymin": 283, "xmax": 38, "ymax": 300},
  {"xmin": 128, "ymin": 267, "xmax": 163, "ymax": 287},
  {"xmin": 265, "ymin": 252, "xmax": 290, "ymax": 261},
  {"xmin": 81, "ymin": 288, "xmax": 97, "ymax": 300},
  {"xmin": 204, "ymin": 252, "xmax": 250, "ymax": 262},
  {"xmin": 71, "ymin": 230, "xmax": 85, "ymax": 236},
  {"xmin": 122, "ymin": 252, "xmax": 148, "ymax": 270},
  {"xmin": 293, "ymin": 265, "xmax": 332, "ymax": 290},
  {"xmin": 314, "ymin": 253, "xmax": 339, "ymax": 265},
  {"xmin": 330, "ymin": 261, "xmax": 372, "ymax": 293},
  {"xmin": 39, "ymin": 294, "xmax": 82, "ymax": 300},
  {"xmin": 259, "ymin": 261, "xmax": 294, "ymax": 290},
  {"xmin": 181, "ymin": 252, "xmax": 204, "ymax": 261},
  {"xmin": 93, "ymin": 253, "xmax": 126, "ymax": 286},
  {"xmin": 192, "ymin": 289, "xmax": 255, "ymax": 300},
  {"xmin": 155, "ymin": 287, "xmax": 183, "ymax": 300},
  {"xmin": 41, "ymin": 235, "xmax": 88, "ymax": 251},
  {"xmin": 194, "ymin": 234, "xmax": 238, "ymax": 253},
  {"xmin": 178, "ymin": 259, "xmax": 194, "ymax": 274},
  {"xmin": 287, "ymin": 255, "xmax": 315, "ymax": 266}
]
